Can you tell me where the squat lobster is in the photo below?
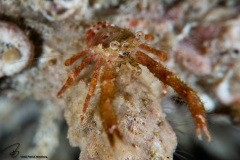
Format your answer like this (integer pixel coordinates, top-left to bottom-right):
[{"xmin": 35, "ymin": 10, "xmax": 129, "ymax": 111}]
[{"xmin": 57, "ymin": 21, "xmax": 211, "ymax": 145}]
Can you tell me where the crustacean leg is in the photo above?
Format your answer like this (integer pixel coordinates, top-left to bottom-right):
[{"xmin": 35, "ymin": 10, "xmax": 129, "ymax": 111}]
[
  {"xmin": 64, "ymin": 49, "xmax": 92, "ymax": 66},
  {"xmin": 81, "ymin": 58, "xmax": 103, "ymax": 121},
  {"xmin": 133, "ymin": 51, "xmax": 211, "ymax": 141},
  {"xmin": 138, "ymin": 44, "xmax": 169, "ymax": 96},
  {"xmin": 99, "ymin": 62, "xmax": 123, "ymax": 146},
  {"xmin": 138, "ymin": 44, "xmax": 167, "ymax": 61},
  {"xmin": 57, "ymin": 54, "xmax": 96, "ymax": 98}
]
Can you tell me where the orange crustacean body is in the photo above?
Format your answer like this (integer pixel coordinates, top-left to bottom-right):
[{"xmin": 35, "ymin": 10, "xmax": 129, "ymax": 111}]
[{"xmin": 57, "ymin": 21, "xmax": 211, "ymax": 145}]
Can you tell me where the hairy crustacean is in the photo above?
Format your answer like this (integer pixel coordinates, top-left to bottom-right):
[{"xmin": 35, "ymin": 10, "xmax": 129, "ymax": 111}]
[{"xmin": 57, "ymin": 21, "xmax": 211, "ymax": 145}]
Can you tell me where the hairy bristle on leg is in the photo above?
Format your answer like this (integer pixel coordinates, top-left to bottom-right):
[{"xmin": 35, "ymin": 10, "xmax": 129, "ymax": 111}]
[
  {"xmin": 133, "ymin": 51, "xmax": 211, "ymax": 141},
  {"xmin": 81, "ymin": 58, "xmax": 104, "ymax": 122},
  {"xmin": 138, "ymin": 44, "xmax": 167, "ymax": 61},
  {"xmin": 64, "ymin": 49, "xmax": 91, "ymax": 66},
  {"xmin": 99, "ymin": 62, "xmax": 123, "ymax": 146},
  {"xmin": 57, "ymin": 54, "xmax": 96, "ymax": 98}
]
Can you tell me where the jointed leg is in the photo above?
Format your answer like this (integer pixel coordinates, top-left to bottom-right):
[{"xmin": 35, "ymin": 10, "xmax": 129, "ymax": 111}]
[
  {"xmin": 138, "ymin": 44, "xmax": 167, "ymax": 61},
  {"xmin": 81, "ymin": 58, "xmax": 103, "ymax": 122},
  {"xmin": 64, "ymin": 49, "xmax": 92, "ymax": 66},
  {"xmin": 133, "ymin": 51, "xmax": 211, "ymax": 141},
  {"xmin": 99, "ymin": 62, "xmax": 123, "ymax": 146},
  {"xmin": 57, "ymin": 54, "xmax": 96, "ymax": 98}
]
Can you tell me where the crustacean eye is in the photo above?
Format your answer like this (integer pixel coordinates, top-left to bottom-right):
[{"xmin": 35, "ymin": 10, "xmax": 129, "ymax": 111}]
[
  {"xmin": 135, "ymin": 31, "xmax": 145, "ymax": 40},
  {"xmin": 122, "ymin": 52, "xmax": 131, "ymax": 56},
  {"xmin": 120, "ymin": 42, "xmax": 131, "ymax": 56},
  {"xmin": 110, "ymin": 41, "xmax": 120, "ymax": 50},
  {"xmin": 122, "ymin": 42, "xmax": 130, "ymax": 49}
]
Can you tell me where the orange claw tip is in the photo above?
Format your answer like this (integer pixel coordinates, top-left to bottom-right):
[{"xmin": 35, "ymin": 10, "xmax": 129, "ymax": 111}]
[
  {"xmin": 196, "ymin": 123, "xmax": 211, "ymax": 142},
  {"xmin": 203, "ymin": 126, "xmax": 211, "ymax": 142},
  {"xmin": 56, "ymin": 95, "xmax": 62, "ymax": 99},
  {"xmin": 196, "ymin": 125, "xmax": 202, "ymax": 141},
  {"xmin": 56, "ymin": 92, "xmax": 63, "ymax": 98},
  {"xmin": 64, "ymin": 59, "xmax": 71, "ymax": 66},
  {"xmin": 197, "ymin": 130, "xmax": 211, "ymax": 142},
  {"xmin": 80, "ymin": 115, "xmax": 84, "ymax": 123}
]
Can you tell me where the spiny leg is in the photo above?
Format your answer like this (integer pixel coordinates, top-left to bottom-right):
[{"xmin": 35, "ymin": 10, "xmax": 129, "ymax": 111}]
[
  {"xmin": 81, "ymin": 58, "xmax": 104, "ymax": 122},
  {"xmin": 64, "ymin": 49, "xmax": 92, "ymax": 66},
  {"xmin": 138, "ymin": 44, "xmax": 167, "ymax": 61},
  {"xmin": 133, "ymin": 51, "xmax": 211, "ymax": 141},
  {"xmin": 57, "ymin": 54, "xmax": 96, "ymax": 98},
  {"xmin": 99, "ymin": 62, "xmax": 123, "ymax": 146}
]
